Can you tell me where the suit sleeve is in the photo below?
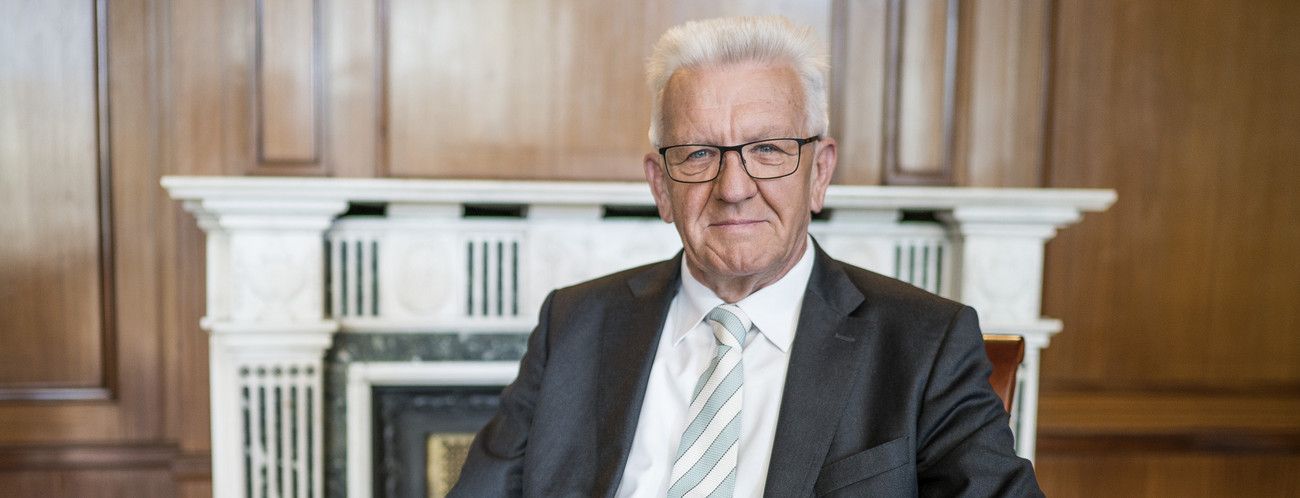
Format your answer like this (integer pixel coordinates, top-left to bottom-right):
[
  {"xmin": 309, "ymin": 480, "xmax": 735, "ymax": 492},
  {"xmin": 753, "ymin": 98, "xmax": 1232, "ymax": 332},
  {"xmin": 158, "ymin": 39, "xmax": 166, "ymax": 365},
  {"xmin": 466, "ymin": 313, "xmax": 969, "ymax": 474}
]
[
  {"xmin": 915, "ymin": 306, "xmax": 1044, "ymax": 497},
  {"xmin": 447, "ymin": 292, "xmax": 556, "ymax": 497}
]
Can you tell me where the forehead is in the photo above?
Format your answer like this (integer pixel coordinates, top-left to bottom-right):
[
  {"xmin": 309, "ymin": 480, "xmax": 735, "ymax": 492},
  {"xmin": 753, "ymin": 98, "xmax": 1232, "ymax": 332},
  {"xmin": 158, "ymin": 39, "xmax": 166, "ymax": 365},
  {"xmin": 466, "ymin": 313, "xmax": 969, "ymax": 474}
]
[{"xmin": 661, "ymin": 63, "xmax": 805, "ymax": 144}]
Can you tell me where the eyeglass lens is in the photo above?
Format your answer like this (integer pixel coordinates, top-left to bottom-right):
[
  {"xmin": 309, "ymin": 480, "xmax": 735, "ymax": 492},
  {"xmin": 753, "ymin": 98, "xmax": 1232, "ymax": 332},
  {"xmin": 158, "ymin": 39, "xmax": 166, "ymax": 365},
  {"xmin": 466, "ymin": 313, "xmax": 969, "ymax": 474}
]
[{"xmin": 664, "ymin": 139, "xmax": 802, "ymax": 182}]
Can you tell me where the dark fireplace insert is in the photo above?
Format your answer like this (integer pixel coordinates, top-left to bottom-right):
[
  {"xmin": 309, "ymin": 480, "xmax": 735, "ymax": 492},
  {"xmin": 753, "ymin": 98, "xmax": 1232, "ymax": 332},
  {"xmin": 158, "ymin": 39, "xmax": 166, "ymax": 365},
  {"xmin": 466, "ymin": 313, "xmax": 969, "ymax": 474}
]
[{"xmin": 372, "ymin": 386, "xmax": 502, "ymax": 498}]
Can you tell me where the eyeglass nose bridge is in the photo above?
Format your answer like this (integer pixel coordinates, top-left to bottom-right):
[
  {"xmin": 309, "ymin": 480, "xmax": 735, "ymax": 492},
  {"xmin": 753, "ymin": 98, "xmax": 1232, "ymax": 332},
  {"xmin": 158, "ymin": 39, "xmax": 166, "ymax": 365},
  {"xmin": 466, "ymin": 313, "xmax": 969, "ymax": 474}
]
[{"xmin": 715, "ymin": 144, "xmax": 752, "ymax": 177}]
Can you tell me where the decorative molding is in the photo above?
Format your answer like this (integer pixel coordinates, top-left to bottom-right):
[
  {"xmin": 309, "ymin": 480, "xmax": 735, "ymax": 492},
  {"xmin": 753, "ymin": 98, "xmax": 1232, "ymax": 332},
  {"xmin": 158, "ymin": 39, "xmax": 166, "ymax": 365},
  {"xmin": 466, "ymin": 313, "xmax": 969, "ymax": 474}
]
[
  {"xmin": 1, "ymin": 0, "xmax": 121, "ymax": 403},
  {"xmin": 0, "ymin": 443, "xmax": 180, "ymax": 470},
  {"xmin": 1039, "ymin": 391, "xmax": 1300, "ymax": 434},
  {"xmin": 162, "ymin": 176, "xmax": 1114, "ymax": 211},
  {"xmin": 252, "ymin": 0, "xmax": 325, "ymax": 174},
  {"xmin": 1037, "ymin": 432, "xmax": 1300, "ymax": 454},
  {"xmin": 171, "ymin": 452, "xmax": 215, "ymax": 481},
  {"xmin": 883, "ymin": 0, "xmax": 960, "ymax": 186},
  {"xmin": 0, "ymin": 387, "xmax": 113, "ymax": 402},
  {"xmin": 94, "ymin": 0, "xmax": 120, "ymax": 404}
]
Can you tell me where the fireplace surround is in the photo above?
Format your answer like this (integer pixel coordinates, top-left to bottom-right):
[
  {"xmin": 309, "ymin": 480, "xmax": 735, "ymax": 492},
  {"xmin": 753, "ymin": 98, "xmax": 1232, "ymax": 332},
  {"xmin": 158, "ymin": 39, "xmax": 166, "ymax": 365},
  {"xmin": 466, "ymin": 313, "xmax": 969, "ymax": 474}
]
[{"xmin": 164, "ymin": 177, "xmax": 1114, "ymax": 498}]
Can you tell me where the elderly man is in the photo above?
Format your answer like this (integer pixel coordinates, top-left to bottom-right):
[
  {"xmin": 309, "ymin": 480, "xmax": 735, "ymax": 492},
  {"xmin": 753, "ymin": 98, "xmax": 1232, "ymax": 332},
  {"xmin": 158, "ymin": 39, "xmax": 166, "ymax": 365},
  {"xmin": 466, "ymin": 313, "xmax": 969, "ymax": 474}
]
[{"xmin": 451, "ymin": 16, "xmax": 1042, "ymax": 497}]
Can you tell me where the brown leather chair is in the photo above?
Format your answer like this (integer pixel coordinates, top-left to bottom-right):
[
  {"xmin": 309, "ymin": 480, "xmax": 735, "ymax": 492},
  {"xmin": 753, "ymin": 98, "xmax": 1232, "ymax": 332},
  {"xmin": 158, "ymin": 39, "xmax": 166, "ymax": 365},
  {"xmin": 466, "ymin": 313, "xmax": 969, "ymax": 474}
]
[{"xmin": 983, "ymin": 334, "xmax": 1025, "ymax": 413}]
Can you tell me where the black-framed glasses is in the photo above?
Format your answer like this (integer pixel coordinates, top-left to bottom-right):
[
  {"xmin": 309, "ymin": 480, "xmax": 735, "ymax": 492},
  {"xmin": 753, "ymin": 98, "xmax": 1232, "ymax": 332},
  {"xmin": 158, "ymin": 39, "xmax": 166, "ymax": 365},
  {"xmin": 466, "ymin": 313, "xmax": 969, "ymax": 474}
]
[{"xmin": 658, "ymin": 136, "xmax": 820, "ymax": 183}]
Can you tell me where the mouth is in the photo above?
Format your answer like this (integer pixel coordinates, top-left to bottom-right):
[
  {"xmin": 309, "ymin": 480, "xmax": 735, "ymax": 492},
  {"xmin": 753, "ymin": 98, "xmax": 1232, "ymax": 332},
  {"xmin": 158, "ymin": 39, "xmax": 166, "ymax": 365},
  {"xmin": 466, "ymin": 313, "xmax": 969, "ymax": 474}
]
[{"xmin": 711, "ymin": 219, "xmax": 763, "ymax": 228}]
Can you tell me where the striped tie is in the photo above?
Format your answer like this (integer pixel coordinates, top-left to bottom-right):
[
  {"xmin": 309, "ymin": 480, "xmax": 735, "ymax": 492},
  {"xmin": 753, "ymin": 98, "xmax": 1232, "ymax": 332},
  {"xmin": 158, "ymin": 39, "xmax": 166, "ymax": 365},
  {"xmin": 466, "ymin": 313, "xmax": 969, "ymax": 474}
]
[{"xmin": 668, "ymin": 304, "xmax": 752, "ymax": 498}]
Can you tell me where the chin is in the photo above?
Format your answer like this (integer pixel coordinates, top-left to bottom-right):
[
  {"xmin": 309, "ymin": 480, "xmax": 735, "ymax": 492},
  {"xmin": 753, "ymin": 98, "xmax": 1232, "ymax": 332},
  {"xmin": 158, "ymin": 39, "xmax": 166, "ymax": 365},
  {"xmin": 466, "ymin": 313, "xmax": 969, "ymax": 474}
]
[{"xmin": 703, "ymin": 252, "xmax": 775, "ymax": 278}]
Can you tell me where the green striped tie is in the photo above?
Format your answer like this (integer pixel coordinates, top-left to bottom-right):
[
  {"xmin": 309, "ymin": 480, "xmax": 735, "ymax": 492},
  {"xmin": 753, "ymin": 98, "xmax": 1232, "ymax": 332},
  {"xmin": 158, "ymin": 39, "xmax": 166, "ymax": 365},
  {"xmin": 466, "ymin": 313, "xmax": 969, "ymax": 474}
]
[{"xmin": 668, "ymin": 304, "xmax": 751, "ymax": 498}]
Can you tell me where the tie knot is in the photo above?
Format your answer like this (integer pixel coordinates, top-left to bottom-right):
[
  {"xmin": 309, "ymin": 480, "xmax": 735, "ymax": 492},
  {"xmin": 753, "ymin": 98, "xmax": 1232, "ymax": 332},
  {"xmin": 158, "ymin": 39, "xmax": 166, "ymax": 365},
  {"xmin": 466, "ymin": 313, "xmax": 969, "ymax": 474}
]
[{"xmin": 706, "ymin": 304, "xmax": 752, "ymax": 348}]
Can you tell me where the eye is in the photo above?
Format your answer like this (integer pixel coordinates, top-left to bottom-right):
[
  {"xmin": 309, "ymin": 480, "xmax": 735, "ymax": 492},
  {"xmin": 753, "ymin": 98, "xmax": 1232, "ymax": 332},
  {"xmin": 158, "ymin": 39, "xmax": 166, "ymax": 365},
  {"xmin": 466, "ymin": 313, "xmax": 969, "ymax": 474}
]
[
  {"xmin": 687, "ymin": 149, "xmax": 713, "ymax": 160},
  {"xmin": 752, "ymin": 144, "xmax": 778, "ymax": 154}
]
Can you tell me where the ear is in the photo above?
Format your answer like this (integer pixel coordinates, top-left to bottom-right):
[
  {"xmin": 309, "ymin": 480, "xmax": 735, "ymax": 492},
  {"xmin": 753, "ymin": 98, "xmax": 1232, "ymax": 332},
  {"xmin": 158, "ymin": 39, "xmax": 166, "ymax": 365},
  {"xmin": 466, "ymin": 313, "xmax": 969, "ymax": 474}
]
[
  {"xmin": 808, "ymin": 137, "xmax": 838, "ymax": 213},
  {"xmin": 644, "ymin": 152, "xmax": 675, "ymax": 223}
]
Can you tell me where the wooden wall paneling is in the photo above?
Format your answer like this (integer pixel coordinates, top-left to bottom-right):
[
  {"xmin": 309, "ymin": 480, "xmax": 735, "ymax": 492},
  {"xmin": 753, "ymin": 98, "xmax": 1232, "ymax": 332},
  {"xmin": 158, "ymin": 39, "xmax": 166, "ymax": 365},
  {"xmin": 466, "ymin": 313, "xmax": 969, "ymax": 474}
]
[
  {"xmin": 951, "ymin": 0, "xmax": 1049, "ymax": 188},
  {"xmin": 165, "ymin": 209, "xmax": 211, "ymax": 454},
  {"xmin": 382, "ymin": 0, "xmax": 833, "ymax": 181},
  {"xmin": 0, "ymin": 0, "xmax": 172, "ymax": 439},
  {"xmin": 0, "ymin": 469, "xmax": 175, "ymax": 498},
  {"xmin": 1039, "ymin": 0, "xmax": 1300, "ymax": 492},
  {"xmin": 833, "ymin": 0, "xmax": 1052, "ymax": 187},
  {"xmin": 253, "ymin": 0, "xmax": 325, "ymax": 175},
  {"xmin": 1042, "ymin": 0, "xmax": 1300, "ymax": 391},
  {"xmin": 1036, "ymin": 452, "xmax": 1300, "ymax": 498},
  {"xmin": 0, "ymin": 0, "xmax": 194, "ymax": 490},
  {"xmin": 161, "ymin": 0, "xmax": 249, "ymax": 460},
  {"xmin": 0, "ymin": 0, "xmax": 112, "ymax": 401},
  {"xmin": 166, "ymin": 0, "xmax": 252, "ymax": 177},
  {"xmin": 106, "ymin": 0, "xmax": 171, "ymax": 442},
  {"xmin": 828, "ymin": 0, "xmax": 888, "ymax": 185},
  {"xmin": 883, "ymin": 0, "xmax": 958, "ymax": 185},
  {"xmin": 178, "ymin": 480, "xmax": 214, "ymax": 498},
  {"xmin": 385, "ymin": 0, "xmax": 652, "ymax": 180},
  {"xmin": 160, "ymin": 0, "xmax": 216, "ymax": 462},
  {"xmin": 0, "ymin": 443, "xmax": 177, "ymax": 471},
  {"xmin": 322, "ymin": 0, "xmax": 379, "ymax": 178},
  {"xmin": 1038, "ymin": 390, "xmax": 1300, "ymax": 437}
]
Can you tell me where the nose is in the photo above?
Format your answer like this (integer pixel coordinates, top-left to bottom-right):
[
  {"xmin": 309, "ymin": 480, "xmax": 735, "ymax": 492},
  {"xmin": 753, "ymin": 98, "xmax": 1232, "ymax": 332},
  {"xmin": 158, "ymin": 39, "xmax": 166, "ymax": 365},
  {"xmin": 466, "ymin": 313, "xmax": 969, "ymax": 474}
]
[{"xmin": 713, "ymin": 150, "xmax": 758, "ymax": 203}]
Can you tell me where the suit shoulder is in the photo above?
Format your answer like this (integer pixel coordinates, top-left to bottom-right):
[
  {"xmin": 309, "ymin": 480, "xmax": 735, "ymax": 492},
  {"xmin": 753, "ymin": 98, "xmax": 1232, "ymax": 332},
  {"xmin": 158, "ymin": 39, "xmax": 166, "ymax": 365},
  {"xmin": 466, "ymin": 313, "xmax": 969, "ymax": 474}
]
[
  {"xmin": 830, "ymin": 258, "xmax": 966, "ymax": 316},
  {"xmin": 549, "ymin": 257, "xmax": 678, "ymax": 307}
]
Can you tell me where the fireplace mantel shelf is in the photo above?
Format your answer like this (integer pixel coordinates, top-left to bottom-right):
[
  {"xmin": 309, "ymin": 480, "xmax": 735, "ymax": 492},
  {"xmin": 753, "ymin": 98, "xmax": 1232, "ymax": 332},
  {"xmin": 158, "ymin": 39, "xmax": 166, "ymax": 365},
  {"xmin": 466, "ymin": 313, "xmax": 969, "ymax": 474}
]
[{"xmin": 164, "ymin": 175, "xmax": 1113, "ymax": 213}]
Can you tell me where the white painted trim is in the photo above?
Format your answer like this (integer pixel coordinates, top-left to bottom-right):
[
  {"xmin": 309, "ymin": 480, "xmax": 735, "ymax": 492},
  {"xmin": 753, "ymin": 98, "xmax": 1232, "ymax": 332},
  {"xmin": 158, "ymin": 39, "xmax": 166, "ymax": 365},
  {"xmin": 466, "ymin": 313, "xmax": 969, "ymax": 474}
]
[
  {"xmin": 162, "ymin": 176, "xmax": 1115, "ymax": 213},
  {"xmin": 345, "ymin": 361, "xmax": 520, "ymax": 498}
]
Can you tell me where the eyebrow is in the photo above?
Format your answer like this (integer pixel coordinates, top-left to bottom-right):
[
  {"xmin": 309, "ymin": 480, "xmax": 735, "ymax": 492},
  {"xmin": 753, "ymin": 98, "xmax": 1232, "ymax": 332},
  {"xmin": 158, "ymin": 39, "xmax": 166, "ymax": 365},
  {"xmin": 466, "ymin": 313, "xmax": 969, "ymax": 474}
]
[{"xmin": 675, "ymin": 130, "xmax": 801, "ymax": 146}]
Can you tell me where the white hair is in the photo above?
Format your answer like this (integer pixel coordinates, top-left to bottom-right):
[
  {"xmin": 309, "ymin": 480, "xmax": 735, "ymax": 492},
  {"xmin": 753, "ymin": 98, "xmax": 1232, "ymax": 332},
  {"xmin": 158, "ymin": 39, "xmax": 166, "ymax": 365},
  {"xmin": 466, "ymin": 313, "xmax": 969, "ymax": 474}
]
[{"xmin": 645, "ymin": 15, "xmax": 830, "ymax": 148}]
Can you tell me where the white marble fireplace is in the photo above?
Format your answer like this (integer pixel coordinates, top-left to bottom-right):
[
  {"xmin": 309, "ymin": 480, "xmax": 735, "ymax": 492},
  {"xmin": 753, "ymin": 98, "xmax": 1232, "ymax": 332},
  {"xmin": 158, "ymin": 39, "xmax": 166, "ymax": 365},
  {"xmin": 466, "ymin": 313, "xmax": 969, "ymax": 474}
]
[{"xmin": 164, "ymin": 176, "xmax": 1114, "ymax": 498}]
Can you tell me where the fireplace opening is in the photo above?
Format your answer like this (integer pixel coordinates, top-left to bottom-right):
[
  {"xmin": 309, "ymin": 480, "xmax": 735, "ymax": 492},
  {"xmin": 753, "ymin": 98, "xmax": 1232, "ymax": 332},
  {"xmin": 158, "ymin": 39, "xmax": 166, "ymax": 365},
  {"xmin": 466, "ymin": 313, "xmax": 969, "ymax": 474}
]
[{"xmin": 372, "ymin": 385, "xmax": 502, "ymax": 498}]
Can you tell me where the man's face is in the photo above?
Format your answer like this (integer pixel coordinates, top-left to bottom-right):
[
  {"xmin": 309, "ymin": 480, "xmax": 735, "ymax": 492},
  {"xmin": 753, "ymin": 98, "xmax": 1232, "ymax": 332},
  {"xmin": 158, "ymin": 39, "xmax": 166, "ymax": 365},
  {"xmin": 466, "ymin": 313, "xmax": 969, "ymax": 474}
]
[{"xmin": 643, "ymin": 63, "xmax": 837, "ymax": 294}]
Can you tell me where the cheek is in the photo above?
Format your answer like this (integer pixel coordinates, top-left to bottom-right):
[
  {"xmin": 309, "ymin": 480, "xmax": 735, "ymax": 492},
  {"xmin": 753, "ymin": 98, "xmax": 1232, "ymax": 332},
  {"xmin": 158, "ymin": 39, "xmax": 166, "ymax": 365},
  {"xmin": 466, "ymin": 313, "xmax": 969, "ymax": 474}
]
[
  {"xmin": 671, "ymin": 187, "xmax": 711, "ymax": 220},
  {"xmin": 761, "ymin": 185, "xmax": 806, "ymax": 220}
]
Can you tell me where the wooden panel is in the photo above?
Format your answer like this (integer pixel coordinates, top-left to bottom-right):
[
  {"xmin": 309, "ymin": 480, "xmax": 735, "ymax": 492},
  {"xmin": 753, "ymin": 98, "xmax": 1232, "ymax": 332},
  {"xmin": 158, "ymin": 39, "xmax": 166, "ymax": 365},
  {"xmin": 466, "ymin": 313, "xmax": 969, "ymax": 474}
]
[
  {"xmin": 953, "ymin": 0, "xmax": 1049, "ymax": 187},
  {"xmin": 1039, "ymin": 391, "xmax": 1300, "ymax": 435},
  {"xmin": 0, "ymin": 0, "xmax": 112, "ymax": 400},
  {"xmin": 178, "ymin": 481, "xmax": 214, "ymax": 498},
  {"xmin": 257, "ymin": 0, "xmax": 320, "ymax": 166},
  {"xmin": 0, "ymin": 0, "xmax": 171, "ymax": 443},
  {"xmin": 835, "ymin": 0, "xmax": 1050, "ymax": 187},
  {"xmin": 159, "ymin": 0, "xmax": 218, "ymax": 456},
  {"xmin": 829, "ymin": 0, "xmax": 888, "ymax": 185},
  {"xmin": 107, "ymin": 0, "xmax": 173, "ymax": 442},
  {"xmin": 883, "ymin": 0, "xmax": 957, "ymax": 185},
  {"xmin": 323, "ymin": 0, "xmax": 380, "ymax": 178},
  {"xmin": 0, "ymin": 469, "xmax": 174, "ymax": 498},
  {"xmin": 1, "ymin": 0, "xmax": 211, "ymax": 491},
  {"xmin": 383, "ymin": 0, "xmax": 832, "ymax": 180},
  {"xmin": 1039, "ymin": 0, "xmax": 1300, "ymax": 491},
  {"xmin": 1037, "ymin": 452, "xmax": 1300, "ymax": 497},
  {"xmin": 167, "ymin": 0, "xmax": 253, "ymax": 176},
  {"xmin": 1042, "ymin": 0, "xmax": 1300, "ymax": 390},
  {"xmin": 0, "ymin": 443, "xmax": 178, "ymax": 470},
  {"xmin": 161, "ymin": 206, "xmax": 211, "ymax": 452}
]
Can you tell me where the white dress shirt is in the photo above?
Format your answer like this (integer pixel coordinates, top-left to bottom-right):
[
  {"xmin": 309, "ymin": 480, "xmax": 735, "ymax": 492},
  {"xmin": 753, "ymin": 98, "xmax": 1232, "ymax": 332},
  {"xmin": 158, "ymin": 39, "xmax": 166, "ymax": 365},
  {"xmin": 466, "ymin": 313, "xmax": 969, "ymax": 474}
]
[{"xmin": 616, "ymin": 239, "xmax": 815, "ymax": 497}]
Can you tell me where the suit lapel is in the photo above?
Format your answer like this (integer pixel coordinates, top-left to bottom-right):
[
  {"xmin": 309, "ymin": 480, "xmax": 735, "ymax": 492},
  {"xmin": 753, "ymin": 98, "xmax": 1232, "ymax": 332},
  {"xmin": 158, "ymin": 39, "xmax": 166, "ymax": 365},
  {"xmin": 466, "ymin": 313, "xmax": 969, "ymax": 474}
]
[
  {"xmin": 764, "ymin": 247, "xmax": 874, "ymax": 497},
  {"xmin": 593, "ymin": 255, "xmax": 682, "ymax": 497}
]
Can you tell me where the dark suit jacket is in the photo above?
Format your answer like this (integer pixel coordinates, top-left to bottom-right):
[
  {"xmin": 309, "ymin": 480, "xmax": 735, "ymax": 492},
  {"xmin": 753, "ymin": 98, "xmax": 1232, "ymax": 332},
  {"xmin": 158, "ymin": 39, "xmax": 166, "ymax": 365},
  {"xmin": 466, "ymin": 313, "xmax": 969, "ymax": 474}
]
[{"xmin": 450, "ymin": 245, "xmax": 1043, "ymax": 497}]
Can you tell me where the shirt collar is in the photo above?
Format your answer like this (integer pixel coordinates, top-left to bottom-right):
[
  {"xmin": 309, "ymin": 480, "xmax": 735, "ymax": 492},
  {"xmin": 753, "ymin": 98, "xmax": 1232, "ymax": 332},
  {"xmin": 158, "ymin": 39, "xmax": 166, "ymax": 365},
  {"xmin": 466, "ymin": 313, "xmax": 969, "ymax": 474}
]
[{"xmin": 669, "ymin": 236, "xmax": 815, "ymax": 353}]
